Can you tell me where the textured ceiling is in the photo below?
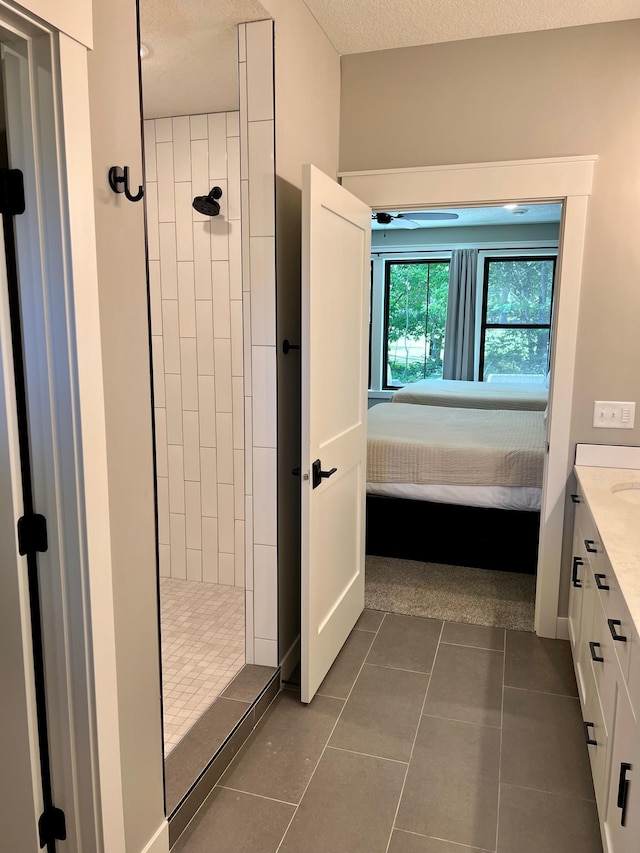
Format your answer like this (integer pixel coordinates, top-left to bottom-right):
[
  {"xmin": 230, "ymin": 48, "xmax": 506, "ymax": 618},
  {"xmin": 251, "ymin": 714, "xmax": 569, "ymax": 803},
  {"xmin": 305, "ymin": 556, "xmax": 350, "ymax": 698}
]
[
  {"xmin": 140, "ymin": 0, "xmax": 640, "ymax": 118},
  {"xmin": 139, "ymin": 0, "xmax": 268, "ymax": 119},
  {"xmin": 302, "ymin": 0, "xmax": 640, "ymax": 54}
]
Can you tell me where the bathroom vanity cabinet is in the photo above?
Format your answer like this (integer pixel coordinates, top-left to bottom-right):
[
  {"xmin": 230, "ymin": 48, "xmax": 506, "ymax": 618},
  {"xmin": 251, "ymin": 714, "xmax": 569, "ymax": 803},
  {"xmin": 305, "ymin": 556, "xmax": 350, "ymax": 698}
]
[{"xmin": 569, "ymin": 464, "xmax": 640, "ymax": 853}]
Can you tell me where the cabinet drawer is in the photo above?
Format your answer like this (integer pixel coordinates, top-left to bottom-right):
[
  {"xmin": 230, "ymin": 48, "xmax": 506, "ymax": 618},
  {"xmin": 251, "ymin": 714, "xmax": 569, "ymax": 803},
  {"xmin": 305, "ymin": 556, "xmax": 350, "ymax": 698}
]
[
  {"xmin": 576, "ymin": 562, "xmax": 597, "ymax": 708},
  {"xmin": 569, "ymin": 528, "xmax": 588, "ymax": 655},
  {"xmin": 626, "ymin": 624, "xmax": 640, "ymax": 720},
  {"xmin": 582, "ymin": 652, "xmax": 610, "ymax": 817},
  {"xmin": 589, "ymin": 591, "xmax": 618, "ymax": 732},
  {"xmin": 568, "ymin": 568, "xmax": 583, "ymax": 653},
  {"xmin": 595, "ymin": 557, "xmax": 634, "ymax": 683},
  {"xmin": 604, "ymin": 683, "xmax": 640, "ymax": 853},
  {"xmin": 576, "ymin": 498, "xmax": 603, "ymax": 572}
]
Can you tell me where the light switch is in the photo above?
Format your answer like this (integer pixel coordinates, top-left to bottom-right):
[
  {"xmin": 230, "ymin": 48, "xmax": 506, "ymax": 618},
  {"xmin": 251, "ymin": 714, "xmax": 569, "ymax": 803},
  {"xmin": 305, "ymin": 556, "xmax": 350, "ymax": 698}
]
[{"xmin": 593, "ymin": 401, "xmax": 636, "ymax": 429}]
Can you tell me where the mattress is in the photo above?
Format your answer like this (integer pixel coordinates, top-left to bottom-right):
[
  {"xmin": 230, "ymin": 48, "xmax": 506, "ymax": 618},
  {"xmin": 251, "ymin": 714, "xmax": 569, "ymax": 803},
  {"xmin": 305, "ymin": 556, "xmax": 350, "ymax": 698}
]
[
  {"xmin": 366, "ymin": 481, "xmax": 541, "ymax": 511},
  {"xmin": 389, "ymin": 378, "xmax": 548, "ymax": 411},
  {"xmin": 367, "ymin": 403, "xmax": 545, "ymax": 489}
]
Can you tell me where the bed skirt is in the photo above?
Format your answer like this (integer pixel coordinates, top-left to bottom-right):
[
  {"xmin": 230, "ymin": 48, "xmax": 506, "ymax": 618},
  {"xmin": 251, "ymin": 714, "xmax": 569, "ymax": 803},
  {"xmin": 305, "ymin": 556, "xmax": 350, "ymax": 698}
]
[{"xmin": 366, "ymin": 495, "xmax": 539, "ymax": 574}]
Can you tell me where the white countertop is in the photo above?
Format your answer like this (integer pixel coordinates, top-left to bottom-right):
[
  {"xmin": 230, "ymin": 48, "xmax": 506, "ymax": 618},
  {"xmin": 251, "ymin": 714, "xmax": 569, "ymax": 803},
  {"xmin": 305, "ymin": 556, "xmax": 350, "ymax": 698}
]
[{"xmin": 575, "ymin": 464, "xmax": 640, "ymax": 635}]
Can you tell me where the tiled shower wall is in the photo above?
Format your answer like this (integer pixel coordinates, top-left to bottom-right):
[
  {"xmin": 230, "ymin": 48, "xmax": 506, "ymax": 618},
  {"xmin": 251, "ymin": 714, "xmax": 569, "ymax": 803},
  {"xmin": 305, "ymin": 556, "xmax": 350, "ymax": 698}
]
[
  {"xmin": 239, "ymin": 20, "xmax": 278, "ymax": 666},
  {"xmin": 144, "ymin": 111, "xmax": 245, "ymax": 588},
  {"xmin": 145, "ymin": 20, "xmax": 278, "ymax": 666}
]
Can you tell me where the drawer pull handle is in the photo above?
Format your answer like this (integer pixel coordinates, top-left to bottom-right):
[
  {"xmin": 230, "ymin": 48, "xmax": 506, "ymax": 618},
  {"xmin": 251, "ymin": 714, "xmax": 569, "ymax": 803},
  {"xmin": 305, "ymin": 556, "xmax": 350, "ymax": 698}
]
[
  {"xmin": 584, "ymin": 721, "xmax": 597, "ymax": 746},
  {"xmin": 584, "ymin": 539, "xmax": 597, "ymax": 554},
  {"xmin": 570, "ymin": 493, "xmax": 581, "ymax": 503},
  {"xmin": 608, "ymin": 619, "xmax": 627, "ymax": 643},
  {"xmin": 589, "ymin": 641, "xmax": 604, "ymax": 663},
  {"xmin": 594, "ymin": 573, "xmax": 609, "ymax": 591},
  {"xmin": 571, "ymin": 556, "xmax": 583, "ymax": 588},
  {"xmin": 617, "ymin": 762, "xmax": 632, "ymax": 827}
]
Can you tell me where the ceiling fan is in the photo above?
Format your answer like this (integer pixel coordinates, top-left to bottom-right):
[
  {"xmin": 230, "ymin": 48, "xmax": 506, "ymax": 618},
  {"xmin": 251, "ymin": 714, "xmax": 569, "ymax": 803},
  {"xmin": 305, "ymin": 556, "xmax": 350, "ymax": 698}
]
[{"xmin": 372, "ymin": 210, "xmax": 460, "ymax": 229}]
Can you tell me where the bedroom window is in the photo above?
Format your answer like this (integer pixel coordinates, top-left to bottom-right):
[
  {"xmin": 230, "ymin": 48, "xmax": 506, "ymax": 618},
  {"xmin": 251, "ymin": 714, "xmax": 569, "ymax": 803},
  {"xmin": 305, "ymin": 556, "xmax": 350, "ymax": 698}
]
[
  {"xmin": 479, "ymin": 256, "xmax": 556, "ymax": 382},
  {"xmin": 383, "ymin": 259, "xmax": 450, "ymax": 387}
]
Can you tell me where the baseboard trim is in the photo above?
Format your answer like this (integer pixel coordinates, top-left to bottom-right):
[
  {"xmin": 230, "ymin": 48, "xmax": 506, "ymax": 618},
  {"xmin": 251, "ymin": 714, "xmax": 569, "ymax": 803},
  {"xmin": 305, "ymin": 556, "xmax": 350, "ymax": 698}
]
[
  {"xmin": 556, "ymin": 616, "xmax": 569, "ymax": 640},
  {"xmin": 141, "ymin": 820, "xmax": 169, "ymax": 853},
  {"xmin": 280, "ymin": 634, "xmax": 300, "ymax": 683}
]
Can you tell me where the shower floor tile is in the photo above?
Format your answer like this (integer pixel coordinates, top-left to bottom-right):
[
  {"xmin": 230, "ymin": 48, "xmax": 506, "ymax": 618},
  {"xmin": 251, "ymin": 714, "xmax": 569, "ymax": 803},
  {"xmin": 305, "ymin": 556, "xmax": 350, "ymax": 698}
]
[{"xmin": 160, "ymin": 578, "xmax": 245, "ymax": 756}]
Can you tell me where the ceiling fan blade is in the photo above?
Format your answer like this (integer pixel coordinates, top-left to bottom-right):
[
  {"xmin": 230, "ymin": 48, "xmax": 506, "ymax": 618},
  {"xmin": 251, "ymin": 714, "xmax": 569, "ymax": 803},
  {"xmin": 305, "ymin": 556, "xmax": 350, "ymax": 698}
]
[
  {"xmin": 392, "ymin": 217, "xmax": 420, "ymax": 229},
  {"xmin": 401, "ymin": 211, "xmax": 459, "ymax": 221},
  {"xmin": 372, "ymin": 211, "xmax": 420, "ymax": 229}
]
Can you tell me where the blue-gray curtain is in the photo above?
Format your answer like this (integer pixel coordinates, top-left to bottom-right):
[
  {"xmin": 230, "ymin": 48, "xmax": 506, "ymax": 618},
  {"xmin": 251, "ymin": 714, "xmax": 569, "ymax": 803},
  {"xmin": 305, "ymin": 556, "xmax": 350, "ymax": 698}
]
[{"xmin": 442, "ymin": 248, "xmax": 479, "ymax": 380}]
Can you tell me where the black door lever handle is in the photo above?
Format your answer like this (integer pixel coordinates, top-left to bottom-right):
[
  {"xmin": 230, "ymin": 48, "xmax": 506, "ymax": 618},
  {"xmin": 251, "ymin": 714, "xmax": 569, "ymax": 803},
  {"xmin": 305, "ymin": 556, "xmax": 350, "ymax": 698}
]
[
  {"xmin": 312, "ymin": 459, "xmax": 337, "ymax": 489},
  {"xmin": 584, "ymin": 721, "xmax": 597, "ymax": 746}
]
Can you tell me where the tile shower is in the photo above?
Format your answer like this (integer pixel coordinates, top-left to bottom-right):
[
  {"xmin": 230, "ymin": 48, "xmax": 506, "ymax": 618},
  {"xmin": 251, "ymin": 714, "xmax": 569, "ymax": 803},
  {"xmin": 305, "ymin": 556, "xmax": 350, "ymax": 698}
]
[
  {"xmin": 160, "ymin": 578, "xmax": 244, "ymax": 755},
  {"xmin": 146, "ymin": 110, "xmax": 244, "ymax": 589},
  {"xmin": 145, "ymin": 20, "xmax": 278, "ymax": 755}
]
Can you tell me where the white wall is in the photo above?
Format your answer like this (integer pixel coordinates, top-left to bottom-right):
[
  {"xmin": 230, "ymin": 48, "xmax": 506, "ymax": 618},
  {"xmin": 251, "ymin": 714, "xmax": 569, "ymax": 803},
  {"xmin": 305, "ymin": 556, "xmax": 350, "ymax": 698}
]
[
  {"xmin": 87, "ymin": 0, "xmax": 165, "ymax": 848},
  {"xmin": 19, "ymin": 0, "xmax": 92, "ymax": 47},
  {"xmin": 257, "ymin": 0, "xmax": 341, "ymax": 671},
  {"xmin": 260, "ymin": 0, "xmax": 341, "ymax": 185},
  {"xmin": 145, "ymin": 111, "xmax": 245, "ymax": 588}
]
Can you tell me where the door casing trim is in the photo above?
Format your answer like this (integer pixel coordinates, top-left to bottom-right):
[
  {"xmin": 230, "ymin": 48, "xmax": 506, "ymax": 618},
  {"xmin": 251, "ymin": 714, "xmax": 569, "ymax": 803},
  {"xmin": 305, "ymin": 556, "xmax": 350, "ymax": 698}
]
[{"xmin": 340, "ymin": 155, "xmax": 596, "ymax": 637}]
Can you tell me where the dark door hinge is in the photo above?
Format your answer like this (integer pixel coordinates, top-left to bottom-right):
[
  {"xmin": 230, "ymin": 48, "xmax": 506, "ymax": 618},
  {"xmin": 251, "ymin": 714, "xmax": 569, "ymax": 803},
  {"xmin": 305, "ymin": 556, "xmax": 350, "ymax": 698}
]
[
  {"xmin": 17, "ymin": 513, "xmax": 48, "ymax": 556},
  {"xmin": 38, "ymin": 806, "xmax": 67, "ymax": 848},
  {"xmin": 0, "ymin": 168, "xmax": 26, "ymax": 216}
]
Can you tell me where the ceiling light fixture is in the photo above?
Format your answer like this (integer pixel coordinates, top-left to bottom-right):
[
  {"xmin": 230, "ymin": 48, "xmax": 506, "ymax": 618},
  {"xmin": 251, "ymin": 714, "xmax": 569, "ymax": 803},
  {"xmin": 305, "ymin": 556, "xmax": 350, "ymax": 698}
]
[
  {"xmin": 503, "ymin": 203, "xmax": 519, "ymax": 210},
  {"xmin": 140, "ymin": 43, "xmax": 150, "ymax": 59}
]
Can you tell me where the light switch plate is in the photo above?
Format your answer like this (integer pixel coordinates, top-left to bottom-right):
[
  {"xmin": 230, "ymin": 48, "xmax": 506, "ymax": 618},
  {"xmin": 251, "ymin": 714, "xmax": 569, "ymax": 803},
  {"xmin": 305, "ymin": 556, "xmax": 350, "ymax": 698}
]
[{"xmin": 593, "ymin": 401, "xmax": 636, "ymax": 429}]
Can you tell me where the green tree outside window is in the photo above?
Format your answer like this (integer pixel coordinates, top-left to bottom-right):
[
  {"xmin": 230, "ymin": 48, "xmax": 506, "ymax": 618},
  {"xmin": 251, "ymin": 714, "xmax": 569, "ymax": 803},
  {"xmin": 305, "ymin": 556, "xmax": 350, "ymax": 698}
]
[
  {"xmin": 385, "ymin": 261, "xmax": 450, "ymax": 385},
  {"xmin": 482, "ymin": 258, "xmax": 555, "ymax": 380}
]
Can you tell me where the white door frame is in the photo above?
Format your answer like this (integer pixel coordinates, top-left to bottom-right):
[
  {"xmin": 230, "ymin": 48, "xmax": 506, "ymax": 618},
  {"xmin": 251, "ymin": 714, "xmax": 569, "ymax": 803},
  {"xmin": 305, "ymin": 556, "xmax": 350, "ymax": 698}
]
[
  {"xmin": 339, "ymin": 155, "xmax": 596, "ymax": 638},
  {"xmin": 0, "ymin": 1, "xmax": 133, "ymax": 849}
]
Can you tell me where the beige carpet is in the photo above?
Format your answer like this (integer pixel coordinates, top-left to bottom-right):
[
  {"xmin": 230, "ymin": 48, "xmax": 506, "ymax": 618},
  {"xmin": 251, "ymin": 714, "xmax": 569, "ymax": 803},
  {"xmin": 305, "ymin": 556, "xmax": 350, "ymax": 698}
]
[{"xmin": 365, "ymin": 555, "xmax": 535, "ymax": 632}]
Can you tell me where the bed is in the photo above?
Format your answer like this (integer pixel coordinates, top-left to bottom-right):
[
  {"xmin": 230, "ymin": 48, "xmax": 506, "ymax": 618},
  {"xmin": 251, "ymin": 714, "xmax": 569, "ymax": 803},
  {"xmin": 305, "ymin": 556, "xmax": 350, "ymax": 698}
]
[
  {"xmin": 366, "ymin": 403, "xmax": 545, "ymax": 571},
  {"xmin": 389, "ymin": 378, "xmax": 548, "ymax": 411}
]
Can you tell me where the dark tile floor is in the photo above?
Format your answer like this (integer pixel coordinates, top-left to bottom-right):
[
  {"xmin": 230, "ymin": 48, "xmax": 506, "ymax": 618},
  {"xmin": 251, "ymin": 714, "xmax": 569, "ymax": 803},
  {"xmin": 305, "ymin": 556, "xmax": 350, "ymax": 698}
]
[{"xmin": 172, "ymin": 611, "xmax": 603, "ymax": 853}]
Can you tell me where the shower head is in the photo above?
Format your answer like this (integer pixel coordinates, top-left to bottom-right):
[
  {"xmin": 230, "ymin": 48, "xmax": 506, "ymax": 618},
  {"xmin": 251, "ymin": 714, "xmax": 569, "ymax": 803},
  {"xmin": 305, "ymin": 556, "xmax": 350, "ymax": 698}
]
[{"xmin": 192, "ymin": 186, "xmax": 223, "ymax": 216}]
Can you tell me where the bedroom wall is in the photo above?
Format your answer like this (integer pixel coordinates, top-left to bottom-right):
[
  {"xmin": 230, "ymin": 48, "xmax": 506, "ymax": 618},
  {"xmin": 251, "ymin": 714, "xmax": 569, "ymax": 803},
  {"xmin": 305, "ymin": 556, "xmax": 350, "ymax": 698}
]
[
  {"xmin": 371, "ymin": 222, "xmax": 560, "ymax": 250},
  {"xmin": 340, "ymin": 20, "xmax": 640, "ymax": 450},
  {"xmin": 341, "ymin": 20, "xmax": 640, "ymax": 618}
]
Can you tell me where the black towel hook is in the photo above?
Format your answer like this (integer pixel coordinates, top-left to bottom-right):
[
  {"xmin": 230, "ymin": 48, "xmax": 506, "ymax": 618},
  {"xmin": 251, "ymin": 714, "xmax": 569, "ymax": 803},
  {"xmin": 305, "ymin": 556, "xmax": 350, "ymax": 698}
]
[
  {"xmin": 282, "ymin": 339, "xmax": 301, "ymax": 355},
  {"xmin": 108, "ymin": 166, "xmax": 144, "ymax": 202}
]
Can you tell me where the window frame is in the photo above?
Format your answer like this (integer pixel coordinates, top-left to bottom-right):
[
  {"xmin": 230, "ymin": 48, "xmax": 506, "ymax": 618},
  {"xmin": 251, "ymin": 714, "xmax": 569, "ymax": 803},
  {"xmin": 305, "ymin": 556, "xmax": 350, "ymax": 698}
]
[
  {"xmin": 369, "ymin": 250, "xmax": 451, "ymax": 397},
  {"xmin": 382, "ymin": 257, "xmax": 452, "ymax": 389},
  {"xmin": 478, "ymin": 253, "xmax": 557, "ymax": 382},
  {"xmin": 369, "ymin": 243, "xmax": 559, "ymax": 398}
]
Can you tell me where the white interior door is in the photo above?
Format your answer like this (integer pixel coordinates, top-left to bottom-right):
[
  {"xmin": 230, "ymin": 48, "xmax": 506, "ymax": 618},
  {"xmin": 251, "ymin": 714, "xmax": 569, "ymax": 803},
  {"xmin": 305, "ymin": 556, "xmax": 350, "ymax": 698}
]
[{"xmin": 301, "ymin": 164, "xmax": 371, "ymax": 703}]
